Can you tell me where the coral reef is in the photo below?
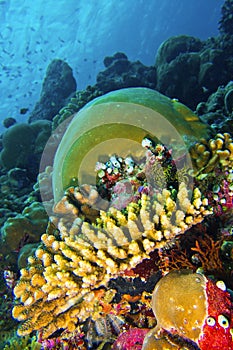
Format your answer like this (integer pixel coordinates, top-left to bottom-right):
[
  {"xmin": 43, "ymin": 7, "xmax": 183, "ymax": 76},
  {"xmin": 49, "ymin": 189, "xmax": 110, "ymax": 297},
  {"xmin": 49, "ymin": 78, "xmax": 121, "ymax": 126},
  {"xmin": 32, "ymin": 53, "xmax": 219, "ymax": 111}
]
[
  {"xmin": 0, "ymin": 120, "xmax": 52, "ymax": 179},
  {"xmin": 12, "ymin": 136, "xmax": 211, "ymax": 339},
  {"xmin": 155, "ymin": 30, "xmax": 232, "ymax": 110},
  {"xmin": 196, "ymin": 81, "xmax": 233, "ymax": 134},
  {"xmin": 0, "ymin": 202, "xmax": 48, "ymax": 267},
  {"xmin": 219, "ymin": 0, "xmax": 233, "ymax": 35},
  {"xmin": 3, "ymin": 9, "xmax": 233, "ymax": 346},
  {"xmin": 96, "ymin": 52, "xmax": 156, "ymax": 93},
  {"xmin": 155, "ymin": 35, "xmax": 203, "ymax": 109},
  {"xmin": 189, "ymin": 132, "xmax": 233, "ymax": 175},
  {"xmin": 142, "ymin": 270, "xmax": 233, "ymax": 349},
  {"xmin": 3, "ymin": 334, "xmax": 41, "ymax": 350},
  {"xmin": 0, "ymin": 123, "xmax": 34, "ymax": 170},
  {"xmin": 52, "ymin": 87, "xmax": 210, "ymax": 203},
  {"xmin": 52, "ymin": 85, "xmax": 103, "ymax": 130},
  {"xmin": 112, "ymin": 328, "xmax": 149, "ymax": 350},
  {"xmin": 28, "ymin": 59, "xmax": 77, "ymax": 123}
]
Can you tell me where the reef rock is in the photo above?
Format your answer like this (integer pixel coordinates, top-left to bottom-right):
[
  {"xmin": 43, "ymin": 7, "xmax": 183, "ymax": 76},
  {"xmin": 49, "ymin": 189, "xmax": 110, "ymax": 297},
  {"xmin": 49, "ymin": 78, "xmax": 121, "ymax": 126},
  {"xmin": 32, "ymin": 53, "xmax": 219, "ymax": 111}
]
[
  {"xmin": 96, "ymin": 52, "xmax": 156, "ymax": 93},
  {"xmin": 28, "ymin": 59, "xmax": 77, "ymax": 122},
  {"xmin": 0, "ymin": 120, "xmax": 51, "ymax": 179},
  {"xmin": 155, "ymin": 34, "xmax": 229, "ymax": 110}
]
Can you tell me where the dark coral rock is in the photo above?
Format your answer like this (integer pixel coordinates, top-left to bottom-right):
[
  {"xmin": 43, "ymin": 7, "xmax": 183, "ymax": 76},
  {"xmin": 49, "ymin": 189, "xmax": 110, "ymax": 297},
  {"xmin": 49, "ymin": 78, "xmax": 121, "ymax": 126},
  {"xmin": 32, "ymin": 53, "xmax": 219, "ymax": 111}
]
[
  {"xmin": 224, "ymin": 86, "xmax": 233, "ymax": 114},
  {"xmin": 156, "ymin": 35, "xmax": 202, "ymax": 66},
  {"xmin": 8, "ymin": 168, "xmax": 31, "ymax": 190},
  {"xmin": 96, "ymin": 52, "xmax": 156, "ymax": 93},
  {"xmin": 103, "ymin": 52, "xmax": 128, "ymax": 67},
  {"xmin": 196, "ymin": 82, "xmax": 233, "ymax": 133},
  {"xmin": 0, "ymin": 120, "xmax": 51, "ymax": 180},
  {"xmin": 155, "ymin": 34, "xmax": 232, "ymax": 110},
  {"xmin": 17, "ymin": 242, "xmax": 39, "ymax": 269},
  {"xmin": 3, "ymin": 117, "xmax": 16, "ymax": 128},
  {"xmin": 219, "ymin": 0, "xmax": 233, "ymax": 35},
  {"xmin": 199, "ymin": 47, "xmax": 227, "ymax": 92},
  {"xmin": 155, "ymin": 35, "xmax": 204, "ymax": 109},
  {"xmin": 28, "ymin": 59, "xmax": 77, "ymax": 122}
]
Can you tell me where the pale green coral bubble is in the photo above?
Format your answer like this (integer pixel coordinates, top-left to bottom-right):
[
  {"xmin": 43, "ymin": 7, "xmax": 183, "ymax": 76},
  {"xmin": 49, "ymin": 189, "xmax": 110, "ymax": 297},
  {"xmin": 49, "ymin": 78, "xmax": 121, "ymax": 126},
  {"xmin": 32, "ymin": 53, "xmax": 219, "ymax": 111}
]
[{"xmin": 50, "ymin": 87, "xmax": 210, "ymax": 203}]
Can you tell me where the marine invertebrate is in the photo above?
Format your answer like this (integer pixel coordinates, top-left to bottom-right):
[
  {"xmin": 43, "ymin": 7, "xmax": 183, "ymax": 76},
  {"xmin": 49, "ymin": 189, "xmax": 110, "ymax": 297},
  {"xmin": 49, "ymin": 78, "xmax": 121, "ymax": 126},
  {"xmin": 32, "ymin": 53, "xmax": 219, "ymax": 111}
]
[
  {"xmin": 12, "ymin": 88, "xmax": 214, "ymax": 342},
  {"xmin": 52, "ymin": 85, "xmax": 103, "ymax": 130},
  {"xmin": 219, "ymin": 0, "xmax": 233, "ymax": 35},
  {"xmin": 51, "ymin": 87, "xmax": 210, "ymax": 203},
  {"xmin": 112, "ymin": 328, "xmax": 149, "ymax": 350},
  {"xmin": 0, "ymin": 202, "xmax": 48, "ymax": 256},
  {"xmin": 0, "ymin": 120, "xmax": 51, "ymax": 178},
  {"xmin": 190, "ymin": 132, "xmax": 233, "ymax": 175},
  {"xmin": 3, "ymin": 335, "xmax": 41, "ymax": 350},
  {"xmin": 142, "ymin": 270, "xmax": 233, "ymax": 350},
  {"xmin": 158, "ymin": 233, "xmax": 225, "ymax": 279},
  {"xmin": 12, "ymin": 176, "xmax": 210, "ymax": 339},
  {"xmin": 224, "ymin": 87, "xmax": 233, "ymax": 114},
  {"xmin": 96, "ymin": 52, "xmax": 156, "ymax": 93}
]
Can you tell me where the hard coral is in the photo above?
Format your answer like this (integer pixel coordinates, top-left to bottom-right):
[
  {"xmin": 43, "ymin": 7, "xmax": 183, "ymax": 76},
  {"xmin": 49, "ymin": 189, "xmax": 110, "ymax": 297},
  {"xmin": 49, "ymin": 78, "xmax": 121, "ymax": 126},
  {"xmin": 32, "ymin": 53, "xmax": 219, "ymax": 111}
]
[
  {"xmin": 29, "ymin": 59, "xmax": 77, "ymax": 123},
  {"xmin": 0, "ymin": 120, "xmax": 51, "ymax": 179},
  {"xmin": 190, "ymin": 132, "xmax": 233, "ymax": 175},
  {"xmin": 12, "ymin": 178, "xmax": 210, "ymax": 339},
  {"xmin": 219, "ymin": 0, "xmax": 233, "ymax": 35}
]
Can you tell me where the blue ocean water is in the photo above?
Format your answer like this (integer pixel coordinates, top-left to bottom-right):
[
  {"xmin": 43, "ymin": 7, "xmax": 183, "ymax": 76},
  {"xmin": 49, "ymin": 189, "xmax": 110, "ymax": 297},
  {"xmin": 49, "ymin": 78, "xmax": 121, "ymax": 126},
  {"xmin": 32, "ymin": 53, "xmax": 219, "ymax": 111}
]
[{"xmin": 0, "ymin": 0, "xmax": 223, "ymax": 127}]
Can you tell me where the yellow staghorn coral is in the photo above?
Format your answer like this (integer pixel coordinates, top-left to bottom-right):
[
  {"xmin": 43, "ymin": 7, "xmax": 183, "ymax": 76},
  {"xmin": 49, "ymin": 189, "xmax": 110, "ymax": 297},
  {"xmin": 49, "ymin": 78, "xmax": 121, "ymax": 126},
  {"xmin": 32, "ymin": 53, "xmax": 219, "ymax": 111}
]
[
  {"xmin": 190, "ymin": 132, "xmax": 233, "ymax": 175},
  {"xmin": 12, "ymin": 182, "xmax": 211, "ymax": 338}
]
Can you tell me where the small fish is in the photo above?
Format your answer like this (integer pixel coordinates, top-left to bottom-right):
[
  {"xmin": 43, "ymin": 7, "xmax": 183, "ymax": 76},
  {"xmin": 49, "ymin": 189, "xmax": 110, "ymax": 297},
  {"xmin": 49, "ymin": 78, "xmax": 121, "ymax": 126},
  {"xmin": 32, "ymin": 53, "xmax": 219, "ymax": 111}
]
[{"xmin": 20, "ymin": 108, "xmax": 29, "ymax": 115}]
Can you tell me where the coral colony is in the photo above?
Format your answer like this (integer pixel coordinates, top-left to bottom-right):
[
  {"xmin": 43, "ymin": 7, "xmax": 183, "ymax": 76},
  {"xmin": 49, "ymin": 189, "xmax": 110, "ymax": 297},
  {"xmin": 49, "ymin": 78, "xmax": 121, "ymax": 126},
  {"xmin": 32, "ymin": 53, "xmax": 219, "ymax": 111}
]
[
  {"xmin": 1, "ymin": 1, "xmax": 233, "ymax": 346},
  {"xmin": 10, "ymin": 86, "xmax": 233, "ymax": 349}
]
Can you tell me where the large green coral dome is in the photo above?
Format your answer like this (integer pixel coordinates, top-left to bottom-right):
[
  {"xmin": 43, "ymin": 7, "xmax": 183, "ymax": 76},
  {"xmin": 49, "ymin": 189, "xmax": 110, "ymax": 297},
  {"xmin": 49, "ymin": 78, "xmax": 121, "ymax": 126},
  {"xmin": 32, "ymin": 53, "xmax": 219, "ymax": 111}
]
[{"xmin": 52, "ymin": 87, "xmax": 210, "ymax": 203}]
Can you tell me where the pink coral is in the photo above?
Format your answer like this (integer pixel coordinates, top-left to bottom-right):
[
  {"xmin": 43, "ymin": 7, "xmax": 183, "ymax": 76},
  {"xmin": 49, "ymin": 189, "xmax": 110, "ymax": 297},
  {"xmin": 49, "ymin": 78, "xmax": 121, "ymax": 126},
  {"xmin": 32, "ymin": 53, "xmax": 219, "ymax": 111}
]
[{"xmin": 112, "ymin": 328, "xmax": 149, "ymax": 350}]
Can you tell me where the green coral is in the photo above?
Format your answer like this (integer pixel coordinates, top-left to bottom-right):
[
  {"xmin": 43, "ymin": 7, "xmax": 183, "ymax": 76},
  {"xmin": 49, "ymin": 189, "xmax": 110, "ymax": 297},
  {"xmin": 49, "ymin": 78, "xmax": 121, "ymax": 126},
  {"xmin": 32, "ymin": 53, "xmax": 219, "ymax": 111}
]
[
  {"xmin": 52, "ymin": 85, "xmax": 103, "ymax": 129},
  {"xmin": 52, "ymin": 87, "xmax": 210, "ymax": 203},
  {"xmin": 0, "ymin": 121, "xmax": 51, "ymax": 172},
  {"xmin": 3, "ymin": 334, "xmax": 41, "ymax": 350},
  {"xmin": 0, "ymin": 202, "xmax": 48, "ymax": 259},
  {"xmin": 0, "ymin": 124, "xmax": 34, "ymax": 170}
]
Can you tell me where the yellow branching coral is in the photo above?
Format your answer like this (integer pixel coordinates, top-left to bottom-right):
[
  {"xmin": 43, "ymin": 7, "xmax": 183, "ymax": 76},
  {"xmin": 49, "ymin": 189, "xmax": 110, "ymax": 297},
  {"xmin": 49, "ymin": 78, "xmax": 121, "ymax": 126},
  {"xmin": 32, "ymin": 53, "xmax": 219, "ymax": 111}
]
[
  {"xmin": 190, "ymin": 132, "xmax": 233, "ymax": 174},
  {"xmin": 12, "ymin": 182, "xmax": 211, "ymax": 338}
]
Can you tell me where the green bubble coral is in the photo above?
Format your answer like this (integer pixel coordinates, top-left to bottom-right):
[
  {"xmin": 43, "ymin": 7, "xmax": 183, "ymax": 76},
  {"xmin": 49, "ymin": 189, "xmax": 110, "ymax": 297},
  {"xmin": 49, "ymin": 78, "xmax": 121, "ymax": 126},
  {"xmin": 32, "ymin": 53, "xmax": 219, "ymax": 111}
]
[{"xmin": 52, "ymin": 87, "xmax": 210, "ymax": 203}]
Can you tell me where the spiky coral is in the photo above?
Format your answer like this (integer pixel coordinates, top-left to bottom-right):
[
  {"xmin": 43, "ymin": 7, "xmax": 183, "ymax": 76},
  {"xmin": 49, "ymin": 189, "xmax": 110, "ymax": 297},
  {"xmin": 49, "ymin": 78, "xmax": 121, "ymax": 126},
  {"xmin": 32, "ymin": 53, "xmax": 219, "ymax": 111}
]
[{"xmin": 12, "ymin": 180, "xmax": 211, "ymax": 339}]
